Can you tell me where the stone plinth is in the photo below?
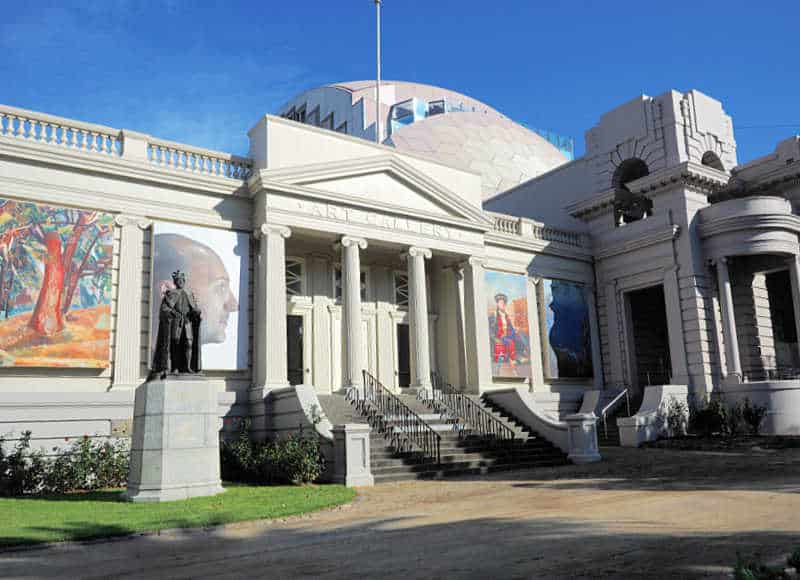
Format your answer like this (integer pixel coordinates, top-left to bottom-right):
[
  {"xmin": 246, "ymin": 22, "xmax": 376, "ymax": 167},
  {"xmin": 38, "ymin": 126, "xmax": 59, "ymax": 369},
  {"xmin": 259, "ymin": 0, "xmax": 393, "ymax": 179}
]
[
  {"xmin": 565, "ymin": 413, "xmax": 601, "ymax": 464},
  {"xmin": 332, "ymin": 423, "xmax": 374, "ymax": 487},
  {"xmin": 124, "ymin": 378, "xmax": 224, "ymax": 503}
]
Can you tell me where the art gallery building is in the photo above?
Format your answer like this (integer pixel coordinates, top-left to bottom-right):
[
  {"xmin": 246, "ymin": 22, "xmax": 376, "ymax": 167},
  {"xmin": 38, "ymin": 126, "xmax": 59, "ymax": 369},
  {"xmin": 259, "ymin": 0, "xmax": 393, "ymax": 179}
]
[{"xmin": 2, "ymin": 82, "xmax": 800, "ymax": 481}]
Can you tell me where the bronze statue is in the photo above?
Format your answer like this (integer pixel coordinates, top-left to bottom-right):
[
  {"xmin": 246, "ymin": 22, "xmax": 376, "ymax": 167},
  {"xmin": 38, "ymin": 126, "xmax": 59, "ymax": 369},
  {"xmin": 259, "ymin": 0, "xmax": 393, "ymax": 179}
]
[{"xmin": 148, "ymin": 270, "xmax": 202, "ymax": 380}]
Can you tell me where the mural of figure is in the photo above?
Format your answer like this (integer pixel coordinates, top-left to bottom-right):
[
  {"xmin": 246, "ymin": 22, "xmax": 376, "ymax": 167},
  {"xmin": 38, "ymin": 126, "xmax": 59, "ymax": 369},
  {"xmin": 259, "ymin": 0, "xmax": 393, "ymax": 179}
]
[
  {"xmin": 492, "ymin": 293, "xmax": 518, "ymax": 369},
  {"xmin": 151, "ymin": 228, "xmax": 248, "ymax": 370},
  {"xmin": 546, "ymin": 280, "xmax": 593, "ymax": 378},
  {"xmin": 149, "ymin": 270, "xmax": 202, "ymax": 379},
  {"xmin": 485, "ymin": 271, "xmax": 532, "ymax": 379}
]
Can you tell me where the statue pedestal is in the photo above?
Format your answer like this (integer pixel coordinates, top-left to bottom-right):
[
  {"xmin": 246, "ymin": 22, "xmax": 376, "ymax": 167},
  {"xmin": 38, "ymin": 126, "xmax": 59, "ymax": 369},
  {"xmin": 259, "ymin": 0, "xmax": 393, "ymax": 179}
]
[{"xmin": 124, "ymin": 377, "xmax": 224, "ymax": 503}]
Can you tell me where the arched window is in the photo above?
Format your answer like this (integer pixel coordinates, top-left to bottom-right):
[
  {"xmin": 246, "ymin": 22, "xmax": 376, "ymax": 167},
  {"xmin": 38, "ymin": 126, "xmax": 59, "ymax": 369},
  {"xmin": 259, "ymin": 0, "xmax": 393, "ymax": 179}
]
[
  {"xmin": 701, "ymin": 151, "xmax": 725, "ymax": 171},
  {"xmin": 612, "ymin": 158, "xmax": 652, "ymax": 226}
]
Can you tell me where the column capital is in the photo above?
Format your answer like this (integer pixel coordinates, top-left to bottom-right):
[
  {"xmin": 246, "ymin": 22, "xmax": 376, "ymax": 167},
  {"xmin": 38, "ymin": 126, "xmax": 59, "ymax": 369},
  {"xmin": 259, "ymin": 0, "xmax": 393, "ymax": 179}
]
[
  {"xmin": 530, "ymin": 275, "xmax": 543, "ymax": 286},
  {"xmin": 402, "ymin": 246, "xmax": 432, "ymax": 261},
  {"xmin": 337, "ymin": 235, "xmax": 367, "ymax": 250},
  {"xmin": 460, "ymin": 255, "xmax": 487, "ymax": 269},
  {"xmin": 114, "ymin": 214, "xmax": 152, "ymax": 230},
  {"xmin": 255, "ymin": 223, "xmax": 291, "ymax": 239}
]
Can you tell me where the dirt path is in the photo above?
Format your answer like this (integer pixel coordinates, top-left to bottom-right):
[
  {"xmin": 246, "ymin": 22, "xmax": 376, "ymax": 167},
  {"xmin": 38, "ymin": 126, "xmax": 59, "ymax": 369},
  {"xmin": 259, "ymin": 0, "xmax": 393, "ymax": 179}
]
[{"xmin": 4, "ymin": 446, "xmax": 800, "ymax": 579}]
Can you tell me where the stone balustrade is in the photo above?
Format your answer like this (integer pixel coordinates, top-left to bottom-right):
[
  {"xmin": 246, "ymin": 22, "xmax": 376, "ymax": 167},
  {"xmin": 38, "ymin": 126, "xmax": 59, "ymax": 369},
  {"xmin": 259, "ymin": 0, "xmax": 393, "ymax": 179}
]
[
  {"xmin": 0, "ymin": 104, "xmax": 252, "ymax": 180},
  {"xmin": 147, "ymin": 137, "xmax": 252, "ymax": 179},
  {"xmin": 0, "ymin": 104, "xmax": 122, "ymax": 157},
  {"xmin": 487, "ymin": 211, "xmax": 587, "ymax": 248}
]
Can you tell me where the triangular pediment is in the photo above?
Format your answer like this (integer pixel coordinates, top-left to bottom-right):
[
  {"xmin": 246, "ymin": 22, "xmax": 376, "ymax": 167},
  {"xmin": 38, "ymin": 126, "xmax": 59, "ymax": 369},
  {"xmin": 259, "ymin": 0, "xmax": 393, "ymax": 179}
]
[{"xmin": 260, "ymin": 154, "xmax": 492, "ymax": 227}]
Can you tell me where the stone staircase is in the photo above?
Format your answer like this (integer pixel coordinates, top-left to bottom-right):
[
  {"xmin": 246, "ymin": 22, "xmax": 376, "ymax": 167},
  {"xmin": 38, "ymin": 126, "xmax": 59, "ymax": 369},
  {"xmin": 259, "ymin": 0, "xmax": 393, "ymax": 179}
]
[{"xmin": 319, "ymin": 392, "xmax": 568, "ymax": 483}]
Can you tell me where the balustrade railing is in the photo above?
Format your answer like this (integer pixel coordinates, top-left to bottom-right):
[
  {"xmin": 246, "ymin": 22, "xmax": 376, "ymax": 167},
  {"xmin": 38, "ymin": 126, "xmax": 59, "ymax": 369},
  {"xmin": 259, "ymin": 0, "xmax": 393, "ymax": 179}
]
[
  {"xmin": 0, "ymin": 104, "xmax": 252, "ymax": 180},
  {"xmin": 424, "ymin": 373, "xmax": 516, "ymax": 445},
  {"xmin": 348, "ymin": 371, "xmax": 441, "ymax": 464},
  {"xmin": 0, "ymin": 105, "xmax": 121, "ymax": 157},
  {"xmin": 147, "ymin": 137, "xmax": 252, "ymax": 179},
  {"xmin": 487, "ymin": 211, "xmax": 586, "ymax": 248}
]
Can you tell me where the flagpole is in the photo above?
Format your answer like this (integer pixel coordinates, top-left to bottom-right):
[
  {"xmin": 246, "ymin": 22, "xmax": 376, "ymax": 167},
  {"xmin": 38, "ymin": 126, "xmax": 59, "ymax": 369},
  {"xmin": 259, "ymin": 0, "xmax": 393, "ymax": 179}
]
[{"xmin": 375, "ymin": 0, "xmax": 382, "ymax": 144}]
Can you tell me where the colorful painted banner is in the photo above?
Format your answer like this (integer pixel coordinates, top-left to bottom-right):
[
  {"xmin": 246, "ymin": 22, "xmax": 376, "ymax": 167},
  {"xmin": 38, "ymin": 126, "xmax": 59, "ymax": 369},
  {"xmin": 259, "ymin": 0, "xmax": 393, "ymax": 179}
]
[
  {"xmin": 485, "ymin": 271, "xmax": 531, "ymax": 378},
  {"xmin": 150, "ymin": 222, "xmax": 250, "ymax": 370},
  {"xmin": 0, "ymin": 198, "xmax": 113, "ymax": 367},
  {"xmin": 543, "ymin": 279, "xmax": 593, "ymax": 378}
]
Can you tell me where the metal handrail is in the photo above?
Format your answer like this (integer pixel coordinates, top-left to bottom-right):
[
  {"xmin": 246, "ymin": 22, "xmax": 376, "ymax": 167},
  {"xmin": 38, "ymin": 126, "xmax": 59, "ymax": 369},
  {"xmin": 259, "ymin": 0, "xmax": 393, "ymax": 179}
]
[
  {"xmin": 351, "ymin": 370, "xmax": 441, "ymax": 464},
  {"xmin": 600, "ymin": 388, "xmax": 631, "ymax": 438},
  {"xmin": 424, "ymin": 373, "xmax": 515, "ymax": 445}
]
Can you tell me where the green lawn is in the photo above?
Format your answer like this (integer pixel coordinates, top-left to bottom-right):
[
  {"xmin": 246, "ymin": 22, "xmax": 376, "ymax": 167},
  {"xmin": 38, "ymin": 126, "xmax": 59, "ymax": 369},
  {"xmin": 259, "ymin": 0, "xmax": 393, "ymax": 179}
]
[{"xmin": 0, "ymin": 484, "xmax": 356, "ymax": 548}]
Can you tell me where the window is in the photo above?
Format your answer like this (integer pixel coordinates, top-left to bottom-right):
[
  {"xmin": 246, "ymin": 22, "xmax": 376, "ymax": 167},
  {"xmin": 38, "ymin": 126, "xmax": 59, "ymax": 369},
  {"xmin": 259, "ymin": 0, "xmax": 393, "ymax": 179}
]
[
  {"xmin": 321, "ymin": 113, "xmax": 334, "ymax": 130},
  {"xmin": 394, "ymin": 271, "xmax": 409, "ymax": 307},
  {"xmin": 427, "ymin": 99, "xmax": 445, "ymax": 117},
  {"xmin": 612, "ymin": 158, "xmax": 652, "ymax": 226},
  {"xmin": 333, "ymin": 265, "xmax": 367, "ymax": 301},
  {"xmin": 286, "ymin": 258, "xmax": 304, "ymax": 297},
  {"xmin": 701, "ymin": 151, "xmax": 725, "ymax": 171},
  {"xmin": 335, "ymin": 121, "xmax": 348, "ymax": 133}
]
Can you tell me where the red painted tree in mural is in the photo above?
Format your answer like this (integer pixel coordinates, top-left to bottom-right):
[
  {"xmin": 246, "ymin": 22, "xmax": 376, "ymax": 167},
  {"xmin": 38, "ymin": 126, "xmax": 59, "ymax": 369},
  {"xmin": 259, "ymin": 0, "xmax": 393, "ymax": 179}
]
[{"xmin": 24, "ymin": 209, "xmax": 104, "ymax": 336}]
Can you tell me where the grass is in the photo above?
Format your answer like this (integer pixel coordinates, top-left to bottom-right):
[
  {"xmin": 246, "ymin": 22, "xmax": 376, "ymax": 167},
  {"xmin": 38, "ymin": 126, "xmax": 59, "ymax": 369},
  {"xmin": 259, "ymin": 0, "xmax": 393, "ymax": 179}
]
[{"xmin": 0, "ymin": 484, "xmax": 356, "ymax": 548}]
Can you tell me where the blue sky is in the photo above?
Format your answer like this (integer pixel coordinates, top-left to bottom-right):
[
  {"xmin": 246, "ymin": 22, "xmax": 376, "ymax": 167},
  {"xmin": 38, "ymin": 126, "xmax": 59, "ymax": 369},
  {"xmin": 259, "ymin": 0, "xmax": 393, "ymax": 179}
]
[{"xmin": 2, "ymin": 0, "xmax": 797, "ymax": 162}]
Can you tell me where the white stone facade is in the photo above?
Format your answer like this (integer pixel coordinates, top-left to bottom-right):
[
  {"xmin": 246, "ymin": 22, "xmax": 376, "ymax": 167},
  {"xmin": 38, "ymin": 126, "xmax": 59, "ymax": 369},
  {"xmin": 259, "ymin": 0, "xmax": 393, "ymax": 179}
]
[{"xmin": 2, "ymin": 84, "xmax": 800, "ymax": 457}]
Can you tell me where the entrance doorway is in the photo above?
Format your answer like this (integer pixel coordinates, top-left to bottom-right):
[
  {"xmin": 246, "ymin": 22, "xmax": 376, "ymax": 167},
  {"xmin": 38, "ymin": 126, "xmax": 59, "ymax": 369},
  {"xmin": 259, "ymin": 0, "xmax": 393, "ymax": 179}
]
[
  {"xmin": 287, "ymin": 315, "xmax": 304, "ymax": 386},
  {"xmin": 626, "ymin": 285, "xmax": 671, "ymax": 392},
  {"xmin": 765, "ymin": 269, "xmax": 800, "ymax": 369},
  {"xmin": 396, "ymin": 324, "xmax": 410, "ymax": 388}
]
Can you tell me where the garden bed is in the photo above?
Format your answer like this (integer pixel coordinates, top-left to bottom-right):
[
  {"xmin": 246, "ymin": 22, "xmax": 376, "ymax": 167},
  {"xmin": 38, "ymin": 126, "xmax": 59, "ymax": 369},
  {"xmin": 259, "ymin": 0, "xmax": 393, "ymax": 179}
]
[
  {"xmin": 0, "ymin": 484, "xmax": 355, "ymax": 548},
  {"xmin": 642, "ymin": 434, "xmax": 800, "ymax": 452}
]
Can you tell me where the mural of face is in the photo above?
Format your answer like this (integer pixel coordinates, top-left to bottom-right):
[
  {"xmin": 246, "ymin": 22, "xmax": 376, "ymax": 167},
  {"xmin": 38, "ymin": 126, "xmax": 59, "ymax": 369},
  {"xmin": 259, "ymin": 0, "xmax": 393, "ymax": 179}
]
[{"xmin": 153, "ymin": 234, "xmax": 239, "ymax": 346}]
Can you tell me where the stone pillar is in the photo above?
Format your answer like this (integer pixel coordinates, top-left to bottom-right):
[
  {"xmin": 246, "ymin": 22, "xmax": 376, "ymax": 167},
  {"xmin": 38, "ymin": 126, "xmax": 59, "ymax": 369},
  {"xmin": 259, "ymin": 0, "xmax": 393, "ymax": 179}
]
[
  {"xmin": 112, "ymin": 214, "xmax": 152, "ymax": 388},
  {"xmin": 565, "ymin": 413, "xmax": 601, "ymax": 464},
  {"xmin": 605, "ymin": 281, "xmax": 625, "ymax": 386},
  {"xmin": 583, "ymin": 283, "xmax": 604, "ymax": 390},
  {"xmin": 716, "ymin": 257, "xmax": 742, "ymax": 380},
  {"xmin": 788, "ymin": 255, "xmax": 800, "ymax": 364},
  {"xmin": 663, "ymin": 265, "xmax": 689, "ymax": 385},
  {"xmin": 311, "ymin": 254, "xmax": 333, "ymax": 393},
  {"xmin": 403, "ymin": 246, "xmax": 432, "ymax": 391},
  {"xmin": 451, "ymin": 266, "xmax": 468, "ymax": 388},
  {"xmin": 527, "ymin": 278, "xmax": 545, "ymax": 387},
  {"xmin": 339, "ymin": 236, "xmax": 367, "ymax": 392},
  {"xmin": 461, "ymin": 256, "xmax": 492, "ymax": 393},
  {"xmin": 251, "ymin": 224, "xmax": 291, "ymax": 438}
]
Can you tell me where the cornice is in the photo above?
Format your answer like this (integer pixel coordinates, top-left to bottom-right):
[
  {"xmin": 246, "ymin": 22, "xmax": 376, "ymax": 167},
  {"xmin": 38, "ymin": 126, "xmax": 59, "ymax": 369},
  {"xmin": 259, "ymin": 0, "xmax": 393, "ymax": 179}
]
[
  {"xmin": 568, "ymin": 162, "xmax": 729, "ymax": 220},
  {"xmin": 485, "ymin": 231, "xmax": 594, "ymax": 262},
  {"xmin": 698, "ymin": 213, "xmax": 800, "ymax": 239},
  {"xmin": 0, "ymin": 136, "xmax": 248, "ymax": 198},
  {"xmin": 596, "ymin": 222, "xmax": 680, "ymax": 260}
]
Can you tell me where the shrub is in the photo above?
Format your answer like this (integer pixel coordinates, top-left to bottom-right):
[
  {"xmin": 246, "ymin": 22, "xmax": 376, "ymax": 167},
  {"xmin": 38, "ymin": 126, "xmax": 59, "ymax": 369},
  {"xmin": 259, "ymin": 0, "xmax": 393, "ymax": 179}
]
[
  {"xmin": 734, "ymin": 552, "xmax": 789, "ymax": 580},
  {"xmin": 0, "ymin": 432, "xmax": 129, "ymax": 496},
  {"xmin": 742, "ymin": 398, "xmax": 768, "ymax": 436},
  {"xmin": 690, "ymin": 398, "xmax": 725, "ymax": 437},
  {"xmin": 220, "ymin": 421, "xmax": 325, "ymax": 485},
  {"xmin": 664, "ymin": 397, "xmax": 688, "ymax": 437},
  {"xmin": 721, "ymin": 401, "xmax": 745, "ymax": 440},
  {"xmin": 788, "ymin": 547, "xmax": 800, "ymax": 571},
  {"xmin": 0, "ymin": 431, "xmax": 47, "ymax": 496},
  {"xmin": 43, "ymin": 436, "xmax": 129, "ymax": 494}
]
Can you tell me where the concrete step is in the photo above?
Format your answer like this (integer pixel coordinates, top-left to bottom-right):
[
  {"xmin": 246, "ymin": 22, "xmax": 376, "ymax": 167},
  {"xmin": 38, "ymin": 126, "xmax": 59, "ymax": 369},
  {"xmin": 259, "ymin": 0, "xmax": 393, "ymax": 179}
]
[{"xmin": 372, "ymin": 458, "xmax": 569, "ymax": 482}]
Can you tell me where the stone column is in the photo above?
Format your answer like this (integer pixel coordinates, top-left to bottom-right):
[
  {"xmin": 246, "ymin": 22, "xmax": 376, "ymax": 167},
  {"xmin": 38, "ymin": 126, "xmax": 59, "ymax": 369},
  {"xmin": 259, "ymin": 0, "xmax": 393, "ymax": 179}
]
[
  {"xmin": 112, "ymin": 214, "xmax": 152, "ymax": 388},
  {"xmin": 663, "ymin": 265, "xmax": 689, "ymax": 385},
  {"xmin": 403, "ymin": 246, "xmax": 432, "ymax": 391},
  {"xmin": 583, "ymin": 283, "xmax": 604, "ymax": 390},
  {"xmin": 339, "ymin": 236, "xmax": 367, "ymax": 392},
  {"xmin": 605, "ymin": 281, "xmax": 625, "ymax": 386},
  {"xmin": 251, "ymin": 224, "xmax": 291, "ymax": 439},
  {"xmin": 528, "ymin": 278, "xmax": 545, "ymax": 387},
  {"xmin": 461, "ymin": 256, "xmax": 493, "ymax": 393},
  {"xmin": 788, "ymin": 255, "xmax": 800, "ymax": 364},
  {"xmin": 311, "ymin": 254, "xmax": 333, "ymax": 392},
  {"xmin": 716, "ymin": 257, "xmax": 742, "ymax": 380}
]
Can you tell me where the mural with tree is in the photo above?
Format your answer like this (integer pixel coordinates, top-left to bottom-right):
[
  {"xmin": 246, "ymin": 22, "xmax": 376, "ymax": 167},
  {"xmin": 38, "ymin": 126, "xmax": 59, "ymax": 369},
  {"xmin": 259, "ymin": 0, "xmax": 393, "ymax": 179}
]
[{"xmin": 0, "ymin": 198, "xmax": 113, "ymax": 367}]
